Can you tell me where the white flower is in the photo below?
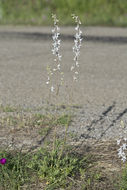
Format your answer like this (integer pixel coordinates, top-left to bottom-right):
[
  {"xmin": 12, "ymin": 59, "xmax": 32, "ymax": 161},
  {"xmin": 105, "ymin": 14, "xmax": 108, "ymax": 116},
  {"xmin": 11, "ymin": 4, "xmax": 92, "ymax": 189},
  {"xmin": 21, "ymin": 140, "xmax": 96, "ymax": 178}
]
[
  {"xmin": 71, "ymin": 66, "xmax": 74, "ymax": 71},
  {"xmin": 75, "ymin": 51, "xmax": 80, "ymax": 57},
  {"xmin": 118, "ymin": 144, "xmax": 127, "ymax": 163},
  {"xmin": 52, "ymin": 29, "xmax": 55, "ymax": 33},
  {"xmin": 76, "ymin": 62, "xmax": 79, "ymax": 67},
  {"xmin": 79, "ymin": 29, "xmax": 82, "ymax": 35},
  {"xmin": 118, "ymin": 147, "xmax": 122, "ymax": 157},
  {"xmin": 79, "ymin": 38, "xmax": 83, "ymax": 42},
  {"xmin": 57, "ymin": 39, "xmax": 61, "ymax": 45},
  {"xmin": 58, "ymin": 55, "xmax": 62, "ymax": 61},
  {"xmin": 122, "ymin": 143, "xmax": 127, "ymax": 150},
  {"xmin": 52, "ymin": 14, "xmax": 62, "ymax": 63},
  {"xmin": 75, "ymin": 33, "xmax": 80, "ymax": 39},
  {"xmin": 75, "ymin": 26, "xmax": 79, "ymax": 31},
  {"xmin": 56, "ymin": 26, "xmax": 60, "ymax": 31},
  {"xmin": 73, "ymin": 76, "xmax": 77, "ymax": 81},
  {"xmin": 51, "ymin": 86, "xmax": 55, "ymax": 92},
  {"xmin": 117, "ymin": 139, "xmax": 121, "ymax": 145},
  {"xmin": 122, "ymin": 156, "xmax": 126, "ymax": 163},
  {"xmin": 57, "ymin": 64, "xmax": 60, "ymax": 70},
  {"xmin": 52, "ymin": 49, "xmax": 55, "ymax": 55}
]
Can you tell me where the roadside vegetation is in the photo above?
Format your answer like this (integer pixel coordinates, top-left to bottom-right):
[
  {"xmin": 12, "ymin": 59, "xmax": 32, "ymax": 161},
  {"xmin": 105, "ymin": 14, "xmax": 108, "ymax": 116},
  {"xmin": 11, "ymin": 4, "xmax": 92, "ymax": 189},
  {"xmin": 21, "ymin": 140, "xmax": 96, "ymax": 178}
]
[
  {"xmin": 0, "ymin": 104, "xmax": 125, "ymax": 190},
  {"xmin": 0, "ymin": 105, "xmax": 122, "ymax": 190},
  {"xmin": 0, "ymin": 0, "xmax": 127, "ymax": 26}
]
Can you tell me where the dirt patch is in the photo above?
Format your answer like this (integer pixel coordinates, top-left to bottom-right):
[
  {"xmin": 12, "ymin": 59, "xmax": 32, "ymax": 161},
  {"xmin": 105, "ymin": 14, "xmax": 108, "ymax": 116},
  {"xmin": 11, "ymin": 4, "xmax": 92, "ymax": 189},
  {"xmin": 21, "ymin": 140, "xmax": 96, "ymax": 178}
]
[{"xmin": 67, "ymin": 140, "xmax": 122, "ymax": 190}]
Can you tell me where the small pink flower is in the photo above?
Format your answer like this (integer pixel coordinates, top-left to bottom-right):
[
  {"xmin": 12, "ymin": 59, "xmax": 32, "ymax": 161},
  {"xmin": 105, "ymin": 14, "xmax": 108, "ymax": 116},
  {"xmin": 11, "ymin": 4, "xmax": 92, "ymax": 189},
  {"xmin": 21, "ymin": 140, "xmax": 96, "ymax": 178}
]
[{"xmin": 0, "ymin": 158, "xmax": 6, "ymax": 165}]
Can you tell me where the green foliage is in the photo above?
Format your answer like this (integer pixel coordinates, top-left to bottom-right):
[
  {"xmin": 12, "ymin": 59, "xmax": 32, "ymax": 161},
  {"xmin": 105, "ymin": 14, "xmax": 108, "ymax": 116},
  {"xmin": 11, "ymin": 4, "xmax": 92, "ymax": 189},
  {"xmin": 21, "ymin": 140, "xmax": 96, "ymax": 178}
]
[
  {"xmin": 28, "ymin": 139, "xmax": 89, "ymax": 189},
  {"xmin": 0, "ymin": 112, "xmax": 71, "ymax": 131},
  {"xmin": 0, "ymin": 143, "xmax": 118, "ymax": 190},
  {"xmin": 55, "ymin": 114, "xmax": 71, "ymax": 126},
  {"xmin": 80, "ymin": 170, "xmax": 103, "ymax": 190},
  {"xmin": 37, "ymin": 114, "xmax": 72, "ymax": 136},
  {"xmin": 0, "ymin": 0, "xmax": 127, "ymax": 26},
  {"xmin": 0, "ymin": 105, "xmax": 16, "ymax": 112},
  {"xmin": 0, "ymin": 108, "xmax": 90, "ymax": 189},
  {"xmin": 0, "ymin": 149, "xmax": 32, "ymax": 190},
  {"xmin": 120, "ymin": 164, "xmax": 127, "ymax": 190}
]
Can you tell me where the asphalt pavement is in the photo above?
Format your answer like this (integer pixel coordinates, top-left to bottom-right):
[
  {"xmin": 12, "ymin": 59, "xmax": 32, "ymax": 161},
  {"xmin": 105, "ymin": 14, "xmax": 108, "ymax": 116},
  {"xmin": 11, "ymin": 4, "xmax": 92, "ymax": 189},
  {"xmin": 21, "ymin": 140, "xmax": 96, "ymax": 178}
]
[
  {"xmin": 0, "ymin": 26, "xmax": 127, "ymax": 141},
  {"xmin": 0, "ymin": 26, "xmax": 127, "ymax": 108}
]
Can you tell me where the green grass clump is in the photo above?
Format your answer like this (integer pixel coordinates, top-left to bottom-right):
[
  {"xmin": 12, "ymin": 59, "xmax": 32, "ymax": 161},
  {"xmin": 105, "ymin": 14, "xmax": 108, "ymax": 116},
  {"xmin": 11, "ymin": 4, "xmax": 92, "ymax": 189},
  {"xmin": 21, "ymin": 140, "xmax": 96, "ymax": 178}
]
[
  {"xmin": 0, "ymin": 0, "xmax": 127, "ymax": 26},
  {"xmin": 119, "ymin": 164, "xmax": 127, "ymax": 190},
  {"xmin": 0, "ymin": 149, "xmax": 32, "ymax": 190},
  {"xmin": 0, "ymin": 105, "xmax": 17, "ymax": 112},
  {"xmin": 54, "ymin": 114, "xmax": 72, "ymax": 126},
  {"xmin": 0, "ymin": 113, "xmax": 72, "ymax": 129},
  {"xmin": 27, "ymin": 139, "xmax": 90, "ymax": 190},
  {"xmin": 0, "ymin": 140, "xmax": 92, "ymax": 190}
]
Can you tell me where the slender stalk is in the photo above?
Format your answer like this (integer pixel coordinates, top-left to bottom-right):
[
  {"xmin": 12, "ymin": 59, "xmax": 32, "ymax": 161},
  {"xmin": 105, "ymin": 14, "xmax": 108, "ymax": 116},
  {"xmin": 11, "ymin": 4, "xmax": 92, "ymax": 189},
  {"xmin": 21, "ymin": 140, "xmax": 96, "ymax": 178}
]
[
  {"xmin": 58, "ymin": 114, "xmax": 70, "ymax": 160},
  {"xmin": 53, "ymin": 125, "xmax": 57, "ymax": 151}
]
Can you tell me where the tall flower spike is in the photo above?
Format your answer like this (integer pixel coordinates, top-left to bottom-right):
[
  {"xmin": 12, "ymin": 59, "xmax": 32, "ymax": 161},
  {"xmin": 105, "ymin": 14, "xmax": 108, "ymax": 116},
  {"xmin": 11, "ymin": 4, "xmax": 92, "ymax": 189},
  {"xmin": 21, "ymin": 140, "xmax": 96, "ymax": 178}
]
[
  {"xmin": 51, "ymin": 14, "xmax": 62, "ymax": 62},
  {"xmin": 51, "ymin": 14, "xmax": 64, "ymax": 93},
  {"xmin": 71, "ymin": 14, "xmax": 82, "ymax": 82},
  {"xmin": 46, "ymin": 14, "xmax": 64, "ymax": 93}
]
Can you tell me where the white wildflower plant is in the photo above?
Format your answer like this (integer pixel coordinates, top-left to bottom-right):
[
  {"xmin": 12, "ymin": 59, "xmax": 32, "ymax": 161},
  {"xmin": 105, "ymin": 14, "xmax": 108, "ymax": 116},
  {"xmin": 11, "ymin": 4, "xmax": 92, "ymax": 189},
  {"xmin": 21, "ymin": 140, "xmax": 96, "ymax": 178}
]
[
  {"xmin": 46, "ymin": 14, "xmax": 82, "ymax": 101},
  {"xmin": 46, "ymin": 14, "xmax": 64, "ymax": 95},
  {"xmin": 71, "ymin": 14, "xmax": 82, "ymax": 82},
  {"xmin": 117, "ymin": 121, "xmax": 127, "ymax": 163}
]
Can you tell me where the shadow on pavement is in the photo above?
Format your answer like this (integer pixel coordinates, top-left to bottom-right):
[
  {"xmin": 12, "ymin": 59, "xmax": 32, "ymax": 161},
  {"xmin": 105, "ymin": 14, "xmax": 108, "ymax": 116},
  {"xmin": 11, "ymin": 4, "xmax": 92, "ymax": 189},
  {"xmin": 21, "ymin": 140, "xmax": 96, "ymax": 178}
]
[{"xmin": 1, "ymin": 31, "xmax": 127, "ymax": 44}]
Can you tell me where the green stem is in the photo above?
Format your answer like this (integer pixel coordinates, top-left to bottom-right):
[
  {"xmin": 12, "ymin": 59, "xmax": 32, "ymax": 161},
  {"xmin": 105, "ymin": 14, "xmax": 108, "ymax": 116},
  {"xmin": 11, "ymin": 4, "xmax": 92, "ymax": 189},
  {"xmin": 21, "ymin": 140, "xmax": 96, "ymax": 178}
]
[
  {"xmin": 56, "ymin": 84, "xmax": 60, "ymax": 96},
  {"xmin": 53, "ymin": 125, "xmax": 57, "ymax": 151},
  {"xmin": 58, "ymin": 115, "xmax": 70, "ymax": 160}
]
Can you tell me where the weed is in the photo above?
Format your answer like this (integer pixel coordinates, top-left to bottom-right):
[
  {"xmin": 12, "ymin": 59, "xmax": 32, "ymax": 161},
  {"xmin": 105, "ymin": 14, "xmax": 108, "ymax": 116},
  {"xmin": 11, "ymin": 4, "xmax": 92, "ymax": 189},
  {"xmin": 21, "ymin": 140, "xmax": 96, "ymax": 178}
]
[
  {"xmin": 27, "ymin": 139, "xmax": 91, "ymax": 190},
  {"xmin": 0, "ymin": 105, "xmax": 16, "ymax": 112},
  {"xmin": 0, "ymin": 140, "xmax": 96, "ymax": 190},
  {"xmin": 119, "ymin": 163, "xmax": 127, "ymax": 190},
  {"xmin": 0, "ymin": 149, "xmax": 33, "ymax": 190}
]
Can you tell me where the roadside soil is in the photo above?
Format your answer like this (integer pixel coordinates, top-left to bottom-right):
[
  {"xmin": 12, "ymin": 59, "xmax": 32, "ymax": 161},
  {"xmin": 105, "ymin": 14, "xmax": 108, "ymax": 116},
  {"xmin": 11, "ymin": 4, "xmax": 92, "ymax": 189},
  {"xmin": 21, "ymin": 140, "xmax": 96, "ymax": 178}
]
[{"xmin": 0, "ymin": 105, "xmax": 123, "ymax": 189}]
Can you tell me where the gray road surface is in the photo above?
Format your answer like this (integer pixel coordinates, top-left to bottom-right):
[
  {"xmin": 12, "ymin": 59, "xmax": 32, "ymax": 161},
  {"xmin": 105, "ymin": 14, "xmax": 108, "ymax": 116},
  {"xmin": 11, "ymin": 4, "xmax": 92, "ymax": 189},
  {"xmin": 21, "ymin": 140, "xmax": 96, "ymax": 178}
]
[{"xmin": 0, "ymin": 26, "xmax": 127, "ymax": 141}]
